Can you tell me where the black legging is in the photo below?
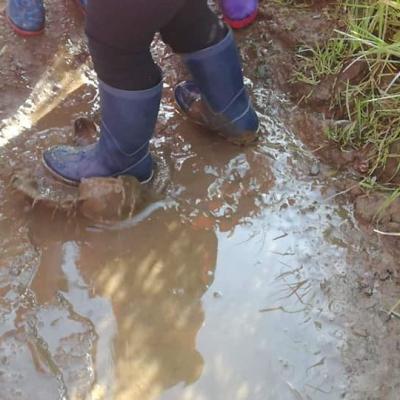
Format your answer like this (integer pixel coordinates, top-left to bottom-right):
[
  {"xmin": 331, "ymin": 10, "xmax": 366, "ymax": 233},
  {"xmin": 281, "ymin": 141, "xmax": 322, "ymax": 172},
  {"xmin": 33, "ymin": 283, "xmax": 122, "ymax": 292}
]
[{"xmin": 86, "ymin": 0, "xmax": 226, "ymax": 90}]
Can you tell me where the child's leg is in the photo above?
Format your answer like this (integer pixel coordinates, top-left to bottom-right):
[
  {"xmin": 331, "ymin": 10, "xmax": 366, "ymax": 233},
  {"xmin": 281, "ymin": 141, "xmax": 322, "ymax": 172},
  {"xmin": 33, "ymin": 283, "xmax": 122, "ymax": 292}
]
[
  {"xmin": 161, "ymin": 0, "xmax": 259, "ymax": 144},
  {"xmin": 160, "ymin": 0, "xmax": 226, "ymax": 54},
  {"xmin": 85, "ymin": 0, "xmax": 188, "ymax": 90},
  {"xmin": 43, "ymin": 0, "xmax": 186, "ymax": 183}
]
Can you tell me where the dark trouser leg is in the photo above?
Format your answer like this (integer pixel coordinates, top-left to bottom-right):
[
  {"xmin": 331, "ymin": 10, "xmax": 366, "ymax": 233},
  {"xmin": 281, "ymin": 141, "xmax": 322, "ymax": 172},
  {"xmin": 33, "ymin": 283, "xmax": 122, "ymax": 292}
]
[
  {"xmin": 85, "ymin": 0, "xmax": 225, "ymax": 90},
  {"xmin": 160, "ymin": 0, "xmax": 227, "ymax": 53},
  {"xmin": 85, "ymin": 0, "xmax": 187, "ymax": 90}
]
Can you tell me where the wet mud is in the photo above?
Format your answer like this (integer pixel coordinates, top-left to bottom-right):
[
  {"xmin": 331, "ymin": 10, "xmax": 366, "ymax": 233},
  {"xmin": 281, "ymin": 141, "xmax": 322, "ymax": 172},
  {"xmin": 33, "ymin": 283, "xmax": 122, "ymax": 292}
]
[{"xmin": 1, "ymin": 1, "xmax": 400, "ymax": 399}]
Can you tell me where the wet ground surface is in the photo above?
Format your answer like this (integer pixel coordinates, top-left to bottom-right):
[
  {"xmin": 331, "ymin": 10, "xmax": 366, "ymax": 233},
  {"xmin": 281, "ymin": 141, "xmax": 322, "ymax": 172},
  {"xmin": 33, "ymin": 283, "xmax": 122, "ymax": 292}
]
[{"xmin": 1, "ymin": 1, "xmax": 400, "ymax": 399}]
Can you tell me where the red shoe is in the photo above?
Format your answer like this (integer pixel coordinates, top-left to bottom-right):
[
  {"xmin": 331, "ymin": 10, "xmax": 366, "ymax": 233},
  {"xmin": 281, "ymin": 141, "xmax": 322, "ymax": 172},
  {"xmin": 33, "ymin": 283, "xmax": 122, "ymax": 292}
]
[{"xmin": 220, "ymin": 0, "xmax": 259, "ymax": 29}]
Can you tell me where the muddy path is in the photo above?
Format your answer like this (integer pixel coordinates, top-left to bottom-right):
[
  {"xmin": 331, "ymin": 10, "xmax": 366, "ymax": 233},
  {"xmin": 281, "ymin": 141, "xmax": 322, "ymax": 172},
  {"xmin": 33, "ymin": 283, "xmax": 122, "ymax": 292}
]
[{"xmin": 1, "ymin": 1, "xmax": 400, "ymax": 399}]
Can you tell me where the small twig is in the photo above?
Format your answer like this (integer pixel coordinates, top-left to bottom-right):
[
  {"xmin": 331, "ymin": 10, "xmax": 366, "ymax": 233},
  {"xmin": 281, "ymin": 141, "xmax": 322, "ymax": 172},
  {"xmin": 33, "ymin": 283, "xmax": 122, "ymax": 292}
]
[
  {"xmin": 275, "ymin": 265, "xmax": 303, "ymax": 280},
  {"xmin": 0, "ymin": 45, "xmax": 7, "ymax": 57},
  {"xmin": 383, "ymin": 308, "xmax": 400, "ymax": 320},
  {"xmin": 310, "ymin": 143, "xmax": 329, "ymax": 153},
  {"xmin": 259, "ymin": 306, "xmax": 306, "ymax": 314},
  {"xmin": 324, "ymin": 182, "xmax": 359, "ymax": 201},
  {"xmin": 382, "ymin": 298, "xmax": 400, "ymax": 321},
  {"xmin": 389, "ymin": 298, "xmax": 400, "ymax": 315},
  {"xmin": 305, "ymin": 383, "xmax": 332, "ymax": 394},
  {"xmin": 273, "ymin": 233, "xmax": 288, "ymax": 241},
  {"xmin": 391, "ymin": 311, "xmax": 400, "ymax": 320},
  {"xmin": 384, "ymin": 71, "xmax": 400, "ymax": 95},
  {"xmin": 374, "ymin": 229, "xmax": 400, "ymax": 237},
  {"xmin": 306, "ymin": 357, "xmax": 326, "ymax": 374}
]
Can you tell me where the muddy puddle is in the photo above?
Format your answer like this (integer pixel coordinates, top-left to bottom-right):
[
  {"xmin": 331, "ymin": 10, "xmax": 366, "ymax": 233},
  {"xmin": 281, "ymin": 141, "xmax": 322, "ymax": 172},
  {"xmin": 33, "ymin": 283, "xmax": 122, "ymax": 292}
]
[{"xmin": 1, "ymin": 1, "xmax": 400, "ymax": 400}]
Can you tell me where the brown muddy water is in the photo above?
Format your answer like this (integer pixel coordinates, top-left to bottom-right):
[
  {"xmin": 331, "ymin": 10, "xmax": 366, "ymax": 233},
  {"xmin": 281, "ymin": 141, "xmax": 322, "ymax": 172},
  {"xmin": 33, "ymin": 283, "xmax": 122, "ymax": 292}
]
[{"xmin": 1, "ymin": 1, "xmax": 400, "ymax": 400}]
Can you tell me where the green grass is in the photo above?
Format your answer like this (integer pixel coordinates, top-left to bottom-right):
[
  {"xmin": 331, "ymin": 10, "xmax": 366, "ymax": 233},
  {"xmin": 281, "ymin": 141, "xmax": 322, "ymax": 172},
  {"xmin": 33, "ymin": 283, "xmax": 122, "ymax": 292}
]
[
  {"xmin": 292, "ymin": 38, "xmax": 348, "ymax": 85},
  {"xmin": 292, "ymin": 0, "xmax": 400, "ymax": 200}
]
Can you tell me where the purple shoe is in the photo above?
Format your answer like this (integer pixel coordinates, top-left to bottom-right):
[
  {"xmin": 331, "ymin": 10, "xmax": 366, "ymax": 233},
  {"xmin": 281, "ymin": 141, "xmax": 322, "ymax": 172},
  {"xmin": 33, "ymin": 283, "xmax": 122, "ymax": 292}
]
[
  {"xmin": 7, "ymin": 0, "xmax": 45, "ymax": 36},
  {"xmin": 220, "ymin": 0, "xmax": 259, "ymax": 29}
]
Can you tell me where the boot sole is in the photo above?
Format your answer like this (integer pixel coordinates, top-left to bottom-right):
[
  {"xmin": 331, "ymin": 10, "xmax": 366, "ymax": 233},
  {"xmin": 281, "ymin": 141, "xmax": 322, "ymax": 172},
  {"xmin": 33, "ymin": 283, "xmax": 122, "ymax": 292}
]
[
  {"xmin": 42, "ymin": 155, "xmax": 80, "ymax": 186},
  {"xmin": 224, "ymin": 10, "xmax": 258, "ymax": 30},
  {"xmin": 42, "ymin": 154, "xmax": 154, "ymax": 187},
  {"xmin": 7, "ymin": 16, "xmax": 44, "ymax": 37}
]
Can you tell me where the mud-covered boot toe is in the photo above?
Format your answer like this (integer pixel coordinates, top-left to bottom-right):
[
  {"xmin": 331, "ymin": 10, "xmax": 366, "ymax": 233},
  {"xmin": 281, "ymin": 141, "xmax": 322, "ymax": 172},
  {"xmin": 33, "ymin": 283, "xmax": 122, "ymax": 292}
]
[
  {"xmin": 7, "ymin": 0, "xmax": 45, "ymax": 36},
  {"xmin": 44, "ymin": 143, "xmax": 154, "ymax": 185},
  {"xmin": 176, "ymin": 30, "xmax": 259, "ymax": 142},
  {"xmin": 43, "ymin": 145, "xmax": 99, "ymax": 184}
]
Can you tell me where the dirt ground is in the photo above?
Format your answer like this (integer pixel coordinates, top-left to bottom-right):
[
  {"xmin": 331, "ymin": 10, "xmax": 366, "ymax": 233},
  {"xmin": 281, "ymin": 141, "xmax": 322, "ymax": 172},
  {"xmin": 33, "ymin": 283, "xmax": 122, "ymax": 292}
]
[{"xmin": 0, "ymin": 1, "xmax": 400, "ymax": 399}]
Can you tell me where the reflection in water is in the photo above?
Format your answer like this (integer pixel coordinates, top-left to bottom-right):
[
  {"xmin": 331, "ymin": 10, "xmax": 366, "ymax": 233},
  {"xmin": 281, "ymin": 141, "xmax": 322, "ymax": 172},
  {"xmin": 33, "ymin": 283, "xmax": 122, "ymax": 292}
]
[{"xmin": 30, "ymin": 208, "xmax": 217, "ymax": 400}]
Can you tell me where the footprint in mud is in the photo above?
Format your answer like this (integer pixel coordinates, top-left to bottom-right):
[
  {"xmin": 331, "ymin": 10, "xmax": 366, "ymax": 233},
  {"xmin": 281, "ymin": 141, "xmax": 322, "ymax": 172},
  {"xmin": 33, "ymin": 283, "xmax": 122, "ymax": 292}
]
[{"xmin": 10, "ymin": 118, "xmax": 170, "ymax": 224}]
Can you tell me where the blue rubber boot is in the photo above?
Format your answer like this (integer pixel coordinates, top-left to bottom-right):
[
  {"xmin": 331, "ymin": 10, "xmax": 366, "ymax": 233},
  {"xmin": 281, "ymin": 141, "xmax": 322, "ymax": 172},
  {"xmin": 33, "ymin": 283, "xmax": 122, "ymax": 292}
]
[
  {"xmin": 43, "ymin": 80, "xmax": 162, "ymax": 184},
  {"xmin": 175, "ymin": 29, "xmax": 259, "ymax": 145},
  {"xmin": 7, "ymin": 0, "xmax": 45, "ymax": 36}
]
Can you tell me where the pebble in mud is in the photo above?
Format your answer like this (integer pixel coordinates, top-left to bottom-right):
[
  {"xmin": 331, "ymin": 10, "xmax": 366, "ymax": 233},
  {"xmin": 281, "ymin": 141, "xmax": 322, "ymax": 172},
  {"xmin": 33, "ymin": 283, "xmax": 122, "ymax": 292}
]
[{"xmin": 309, "ymin": 162, "xmax": 321, "ymax": 176}]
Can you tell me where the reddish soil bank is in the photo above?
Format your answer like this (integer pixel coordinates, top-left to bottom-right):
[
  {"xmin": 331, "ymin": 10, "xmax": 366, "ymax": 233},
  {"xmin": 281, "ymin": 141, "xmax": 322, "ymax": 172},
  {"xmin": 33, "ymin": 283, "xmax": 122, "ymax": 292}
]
[{"xmin": 247, "ymin": 0, "xmax": 400, "ymax": 259}]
